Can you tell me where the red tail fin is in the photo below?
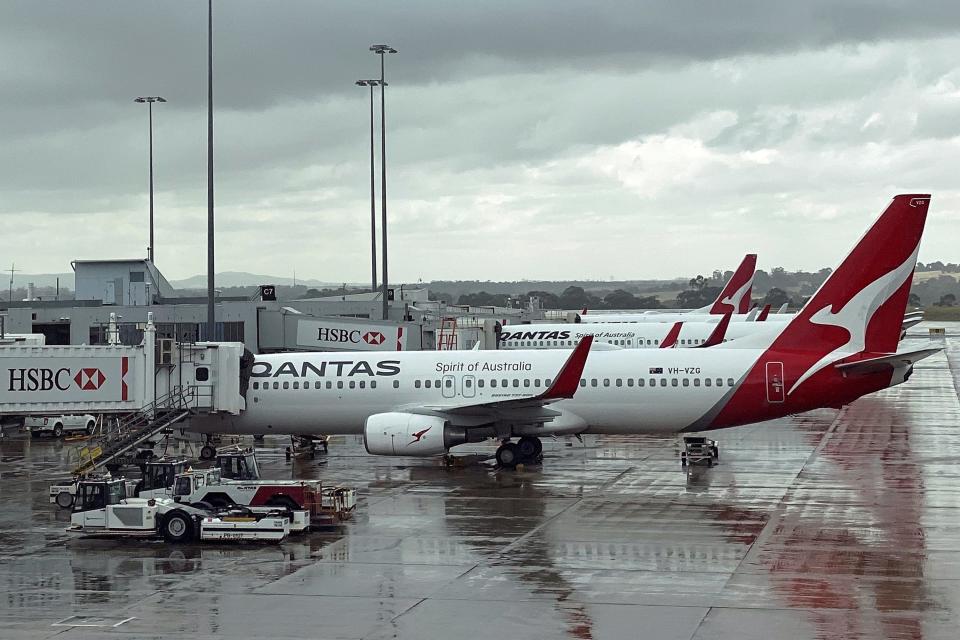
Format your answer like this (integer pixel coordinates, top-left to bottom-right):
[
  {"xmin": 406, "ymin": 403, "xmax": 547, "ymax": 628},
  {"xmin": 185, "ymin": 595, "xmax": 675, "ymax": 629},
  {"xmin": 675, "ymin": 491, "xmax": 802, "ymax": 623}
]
[
  {"xmin": 756, "ymin": 304, "xmax": 771, "ymax": 321},
  {"xmin": 697, "ymin": 313, "xmax": 731, "ymax": 348},
  {"xmin": 772, "ymin": 195, "xmax": 930, "ymax": 390},
  {"xmin": 708, "ymin": 254, "xmax": 757, "ymax": 314},
  {"xmin": 660, "ymin": 322, "xmax": 682, "ymax": 348}
]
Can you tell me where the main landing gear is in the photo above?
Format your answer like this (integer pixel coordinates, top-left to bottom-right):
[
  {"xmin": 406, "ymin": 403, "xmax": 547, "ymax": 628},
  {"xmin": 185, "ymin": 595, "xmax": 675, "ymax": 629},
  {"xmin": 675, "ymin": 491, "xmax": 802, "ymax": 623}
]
[{"xmin": 496, "ymin": 436, "xmax": 543, "ymax": 469}]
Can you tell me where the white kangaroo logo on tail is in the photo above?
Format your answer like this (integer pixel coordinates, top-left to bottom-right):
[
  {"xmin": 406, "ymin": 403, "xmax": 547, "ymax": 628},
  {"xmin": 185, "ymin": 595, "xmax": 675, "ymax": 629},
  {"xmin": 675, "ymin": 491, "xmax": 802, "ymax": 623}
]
[
  {"xmin": 788, "ymin": 244, "xmax": 919, "ymax": 395},
  {"xmin": 718, "ymin": 278, "xmax": 752, "ymax": 313}
]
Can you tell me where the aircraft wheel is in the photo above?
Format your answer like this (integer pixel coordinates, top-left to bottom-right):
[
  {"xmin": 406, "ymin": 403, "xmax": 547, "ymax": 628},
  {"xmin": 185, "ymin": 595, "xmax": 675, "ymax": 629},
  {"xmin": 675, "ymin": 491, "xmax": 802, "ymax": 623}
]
[
  {"xmin": 517, "ymin": 436, "xmax": 542, "ymax": 461},
  {"xmin": 161, "ymin": 511, "xmax": 194, "ymax": 543},
  {"xmin": 199, "ymin": 445, "xmax": 216, "ymax": 460},
  {"xmin": 55, "ymin": 491, "xmax": 74, "ymax": 509},
  {"xmin": 496, "ymin": 442, "xmax": 520, "ymax": 469}
]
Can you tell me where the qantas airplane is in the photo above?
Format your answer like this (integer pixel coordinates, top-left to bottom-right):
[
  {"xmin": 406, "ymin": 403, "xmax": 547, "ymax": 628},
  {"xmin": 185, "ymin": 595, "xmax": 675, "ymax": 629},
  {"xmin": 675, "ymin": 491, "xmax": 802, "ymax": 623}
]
[{"xmin": 192, "ymin": 195, "xmax": 938, "ymax": 469}]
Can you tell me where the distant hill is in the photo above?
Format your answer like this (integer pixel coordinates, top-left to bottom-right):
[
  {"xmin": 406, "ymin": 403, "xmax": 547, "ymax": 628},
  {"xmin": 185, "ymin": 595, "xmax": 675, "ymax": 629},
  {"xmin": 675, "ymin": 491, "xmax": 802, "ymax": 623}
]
[{"xmin": 169, "ymin": 272, "xmax": 346, "ymax": 289}]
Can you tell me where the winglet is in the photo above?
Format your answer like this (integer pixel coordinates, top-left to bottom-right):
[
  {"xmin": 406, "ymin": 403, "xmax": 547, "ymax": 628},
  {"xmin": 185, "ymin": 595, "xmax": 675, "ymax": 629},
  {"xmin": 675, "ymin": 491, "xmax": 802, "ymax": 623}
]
[
  {"xmin": 745, "ymin": 306, "xmax": 759, "ymax": 321},
  {"xmin": 581, "ymin": 308, "xmax": 588, "ymax": 315},
  {"xmin": 777, "ymin": 303, "xmax": 789, "ymax": 314},
  {"xmin": 756, "ymin": 304, "xmax": 771, "ymax": 322},
  {"xmin": 541, "ymin": 335, "xmax": 593, "ymax": 400},
  {"xmin": 696, "ymin": 313, "xmax": 731, "ymax": 348},
  {"xmin": 660, "ymin": 322, "xmax": 682, "ymax": 348}
]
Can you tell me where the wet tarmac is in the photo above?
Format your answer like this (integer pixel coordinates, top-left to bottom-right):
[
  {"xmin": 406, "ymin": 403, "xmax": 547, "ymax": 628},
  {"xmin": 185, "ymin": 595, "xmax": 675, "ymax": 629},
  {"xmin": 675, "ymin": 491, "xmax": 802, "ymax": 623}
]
[{"xmin": 1, "ymin": 323, "xmax": 959, "ymax": 639}]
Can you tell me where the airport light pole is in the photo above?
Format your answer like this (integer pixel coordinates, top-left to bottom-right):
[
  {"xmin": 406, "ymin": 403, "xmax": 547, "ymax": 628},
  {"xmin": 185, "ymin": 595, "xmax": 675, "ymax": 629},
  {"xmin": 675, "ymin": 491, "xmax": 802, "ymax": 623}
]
[
  {"xmin": 206, "ymin": 0, "xmax": 216, "ymax": 340},
  {"xmin": 370, "ymin": 44, "xmax": 396, "ymax": 320},
  {"xmin": 134, "ymin": 96, "xmax": 166, "ymax": 264},
  {"xmin": 356, "ymin": 79, "xmax": 383, "ymax": 294}
]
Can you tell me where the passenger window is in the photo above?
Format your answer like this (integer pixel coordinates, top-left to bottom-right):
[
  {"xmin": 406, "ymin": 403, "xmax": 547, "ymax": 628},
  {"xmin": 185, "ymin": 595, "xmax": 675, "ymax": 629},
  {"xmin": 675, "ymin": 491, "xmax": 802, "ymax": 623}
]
[
  {"xmin": 591, "ymin": 379, "xmax": 598, "ymax": 387},
  {"xmin": 435, "ymin": 380, "xmax": 441, "ymax": 388},
  {"xmin": 716, "ymin": 378, "xmax": 723, "ymax": 387},
  {"xmin": 293, "ymin": 381, "xmax": 300, "ymax": 390},
  {"xmin": 392, "ymin": 380, "xmax": 399, "ymax": 389},
  {"xmin": 491, "ymin": 379, "xmax": 497, "ymax": 388},
  {"xmin": 478, "ymin": 379, "xmax": 485, "ymax": 388},
  {"xmin": 371, "ymin": 381, "xmax": 377, "ymax": 389},
  {"xmin": 545, "ymin": 378, "xmax": 552, "ymax": 386},
  {"xmin": 273, "ymin": 382, "xmax": 279, "ymax": 390},
  {"xmin": 580, "ymin": 379, "xmax": 586, "ymax": 387},
  {"xmin": 646, "ymin": 340, "xmax": 651, "ymax": 346},
  {"xmin": 627, "ymin": 378, "xmax": 634, "ymax": 387},
  {"xmin": 648, "ymin": 378, "xmax": 655, "ymax": 387},
  {"xmin": 445, "ymin": 379, "xmax": 453, "ymax": 388},
  {"xmin": 465, "ymin": 379, "xmax": 472, "ymax": 388},
  {"xmin": 603, "ymin": 379, "xmax": 610, "ymax": 387},
  {"xmin": 693, "ymin": 379, "xmax": 701, "ymax": 387},
  {"xmin": 326, "ymin": 381, "xmax": 332, "ymax": 389},
  {"xmin": 654, "ymin": 340, "xmax": 660, "ymax": 345},
  {"xmin": 637, "ymin": 378, "xmax": 644, "ymax": 387},
  {"xmin": 534, "ymin": 379, "xmax": 541, "ymax": 388},
  {"xmin": 502, "ymin": 379, "xmax": 508, "ymax": 387},
  {"xmin": 252, "ymin": 381, "xmax": 259, "ymax": 390},
  {"xmin": 660, "ymin": 379, "xmax": 667, "ymax": 387},
  {"xmin": 615, "ymin": 379, "xmax": 622, "ymax": 387},
  {"xmin": 415, "ymin": 380, "xmax": 422, "ymax": 389},
  {"xmin": 512, "ymin": 379, "xmax": 520, "ymax": 388},
  {"xmin": 727, "ymin": 378, "xmax": 735, "ymax": 387},
  {"xmin": 671, "ymin": 379, "xmax": 678, "ymax": 387},
  {"xmin": 314, "ymin": 381, "xmax": 321, "ymax": 389},
  {"xmin": 523, "ymin": 379, "xmax": 530, "ymax": 387},
  {"xmin": 682, "ymin": 379, "xmax": 689, "ymax": 387},
  {"xmin": 705, "ymin": 378, "xmax": 712, "ymax": 387},
  {"xmin": 337, "ymin": 381, "xmax": 344, "ymax": 389},
  {"xmin": 359, "ymin": 380, "xmax": 366, "ymax": 389},
  {"xmin": 283, "ymin": 381, "xmax": 290, "ymax": 390}
]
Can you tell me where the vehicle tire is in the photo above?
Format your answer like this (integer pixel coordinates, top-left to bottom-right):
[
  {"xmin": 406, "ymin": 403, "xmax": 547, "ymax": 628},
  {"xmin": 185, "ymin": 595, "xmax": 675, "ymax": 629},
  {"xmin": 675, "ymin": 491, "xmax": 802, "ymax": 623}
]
[
  {"xmin": 712, "ymin": 446, "xmax": 719, "ymax": 460},
  {"xmin": 85, "ymin": 421, "xmax": 95, "ymax": 435},
  {"xmin": 55, "ymin": 491, "xmax": 74, "ymax": 509},
  {"xmin": 161, "ymin": 511, "xmax": 194, "ymax": 543},
  {"xmin": 200, "ymin": 445, "xmax": 216, "ymax": 460},
  {"xmin": 707, "ymin": 458, "xmax": 714, "ymax": 467},
  {"xmin": 496, "ymin": 442, "xmax": 520, "ymax": 469},
  {"xmin": 53, "ymin": 423, "xmax": 63, "ymax": 438},
  {"xmin": 517, "ymin": 436, "xmax": 542, "ymax": 461}
]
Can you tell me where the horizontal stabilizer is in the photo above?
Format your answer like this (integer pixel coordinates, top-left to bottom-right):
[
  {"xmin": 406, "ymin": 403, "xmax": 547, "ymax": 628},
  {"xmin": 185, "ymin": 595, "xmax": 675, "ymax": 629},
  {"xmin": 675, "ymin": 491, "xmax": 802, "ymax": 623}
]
[{"xmin": 835, "ymin": 345, "xmax": 941, "ymax": 375}]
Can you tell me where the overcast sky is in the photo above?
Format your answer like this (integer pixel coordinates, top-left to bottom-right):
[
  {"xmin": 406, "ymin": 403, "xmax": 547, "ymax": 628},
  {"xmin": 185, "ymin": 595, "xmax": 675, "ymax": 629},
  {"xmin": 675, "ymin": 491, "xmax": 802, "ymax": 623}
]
[{"xmin": 2, "ymin": 1, "xmax": 960, "ymax": 283}]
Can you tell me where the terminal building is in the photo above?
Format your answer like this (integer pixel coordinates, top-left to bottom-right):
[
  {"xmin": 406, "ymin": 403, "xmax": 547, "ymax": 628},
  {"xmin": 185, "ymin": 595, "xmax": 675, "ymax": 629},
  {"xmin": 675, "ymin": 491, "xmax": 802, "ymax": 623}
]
[{"xmin": 1, "ymin": 259, "xmax": 541, "ymax": 353}]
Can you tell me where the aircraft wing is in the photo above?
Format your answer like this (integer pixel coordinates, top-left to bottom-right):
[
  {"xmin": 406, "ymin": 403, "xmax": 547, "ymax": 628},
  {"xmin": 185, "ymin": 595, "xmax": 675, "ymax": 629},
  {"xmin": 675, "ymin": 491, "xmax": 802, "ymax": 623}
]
[
  {"xmin": 409, "ymin": 336, "xmax": 593, "ymax": 423},
  {"xmin": 835, "ymin": 345, "xmax": 941, "ymax": 375}
]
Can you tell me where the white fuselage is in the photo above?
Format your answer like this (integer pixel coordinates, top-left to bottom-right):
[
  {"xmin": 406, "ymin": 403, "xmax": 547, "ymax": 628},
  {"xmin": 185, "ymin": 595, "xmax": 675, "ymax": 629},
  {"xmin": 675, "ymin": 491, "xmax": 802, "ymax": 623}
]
[
  {"xmin": 499, "ymin": 321, "xmax": 784, "ymax": 350},
  {"xmin": 578, "ymin": 312, "xmax": 794, "ymax": 324},
  {"xmin": 190, "ymin": 347, "xmax": 763, "ymax": 438}
]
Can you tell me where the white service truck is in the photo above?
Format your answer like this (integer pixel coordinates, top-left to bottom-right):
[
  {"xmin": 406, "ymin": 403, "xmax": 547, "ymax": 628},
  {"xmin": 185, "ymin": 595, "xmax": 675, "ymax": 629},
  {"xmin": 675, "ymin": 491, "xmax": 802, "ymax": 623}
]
[
  {"xmin": 68, "ymin": 478, "xmax": 307, "ymax": 543},
  {"xmin": 27, "ymin": 414, "xmax": 97, "ymax": 438}
]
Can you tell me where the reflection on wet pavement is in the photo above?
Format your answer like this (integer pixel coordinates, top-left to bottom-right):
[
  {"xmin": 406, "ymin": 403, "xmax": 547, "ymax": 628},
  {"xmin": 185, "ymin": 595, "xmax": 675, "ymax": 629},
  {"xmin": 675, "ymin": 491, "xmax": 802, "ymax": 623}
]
[{"xmin": 1, "ymin": 324, "xmax": 958, "ymax": 639}]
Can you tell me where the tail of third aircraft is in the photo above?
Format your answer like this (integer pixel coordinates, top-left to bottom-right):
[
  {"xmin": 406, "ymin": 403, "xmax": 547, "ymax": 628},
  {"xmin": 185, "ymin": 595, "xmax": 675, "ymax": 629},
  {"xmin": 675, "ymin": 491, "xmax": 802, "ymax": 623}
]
[{"xmin": 697, "ymin": 253, "xmax": 757, "ymax": 315}]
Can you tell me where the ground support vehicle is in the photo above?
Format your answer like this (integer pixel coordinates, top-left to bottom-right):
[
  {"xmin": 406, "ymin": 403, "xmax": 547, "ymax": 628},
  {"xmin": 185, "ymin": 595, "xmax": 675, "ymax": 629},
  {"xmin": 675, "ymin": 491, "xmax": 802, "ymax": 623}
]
[
  {"xmin": 67, "ymin": 479, "xmax": 301, "ymax": 543},
  {"xmin": 28, "ymin": 414, "xmax": 97, "ymax": 438},
  {"xmin": 139, "ymin": 466, "xmax": 356, "ymax": 525},
  {"xmin": 680, "ymin": 436, "xmax": 719, "ymax": 467}
]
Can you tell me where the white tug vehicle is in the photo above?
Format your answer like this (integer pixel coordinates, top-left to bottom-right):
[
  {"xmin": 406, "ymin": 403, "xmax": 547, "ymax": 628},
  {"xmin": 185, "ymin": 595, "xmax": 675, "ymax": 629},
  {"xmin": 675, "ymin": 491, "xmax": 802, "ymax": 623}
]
[
  {"xmin": 67, "ymin": 477, "xmax": 304, "ymax": 543},
  {"xmin": 52, "ymin": 447, "xmax": 356, "ymax": 525}
]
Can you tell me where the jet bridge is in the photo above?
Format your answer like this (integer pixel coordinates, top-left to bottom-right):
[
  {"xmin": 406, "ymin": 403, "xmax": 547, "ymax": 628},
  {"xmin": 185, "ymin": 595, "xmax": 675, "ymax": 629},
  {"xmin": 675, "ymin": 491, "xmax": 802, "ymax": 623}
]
[{"xmin": 0, "ymin": 313, "xmax": 248, "ymax": 474}]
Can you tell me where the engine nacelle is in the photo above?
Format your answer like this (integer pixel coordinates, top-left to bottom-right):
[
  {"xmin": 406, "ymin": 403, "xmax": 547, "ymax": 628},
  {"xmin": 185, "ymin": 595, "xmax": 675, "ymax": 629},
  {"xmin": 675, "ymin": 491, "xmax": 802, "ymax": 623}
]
[{"xmin": 363, "ymin": 412, "xmax": 467, "ymax": 456}]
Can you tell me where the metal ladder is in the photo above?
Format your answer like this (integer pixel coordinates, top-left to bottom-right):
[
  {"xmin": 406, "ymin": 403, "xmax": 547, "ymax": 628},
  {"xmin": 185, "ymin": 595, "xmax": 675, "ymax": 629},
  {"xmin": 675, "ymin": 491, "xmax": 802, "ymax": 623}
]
[
  {"xmin": 72, "ymin": 387, "xmax": 196, "ymax": 476},
  {"xmin": 437, "ymin": 318, "xmax": 458, "ymax": 350}
]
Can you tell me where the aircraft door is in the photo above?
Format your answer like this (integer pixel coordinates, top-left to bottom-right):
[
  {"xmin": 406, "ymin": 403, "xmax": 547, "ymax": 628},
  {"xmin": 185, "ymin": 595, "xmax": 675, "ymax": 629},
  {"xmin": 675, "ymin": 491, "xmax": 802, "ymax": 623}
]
[
  {"xmin": 765, "ymin": 361, "xmax": 785, "ymax": 403},
  {"xmin": 441, "ymin": 375, "xmax": 456, "ymax": 399},
  {"xmin": 462, "ymin": 375, "xmax": 476, "ymax": 398}
]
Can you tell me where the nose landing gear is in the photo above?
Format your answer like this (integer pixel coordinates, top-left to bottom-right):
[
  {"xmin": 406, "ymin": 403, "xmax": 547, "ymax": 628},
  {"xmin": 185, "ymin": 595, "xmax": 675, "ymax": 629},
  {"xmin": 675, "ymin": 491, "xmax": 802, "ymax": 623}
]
[{"xmin": 496, "ymin": 436, "xmax": 543, "ymax": 469}]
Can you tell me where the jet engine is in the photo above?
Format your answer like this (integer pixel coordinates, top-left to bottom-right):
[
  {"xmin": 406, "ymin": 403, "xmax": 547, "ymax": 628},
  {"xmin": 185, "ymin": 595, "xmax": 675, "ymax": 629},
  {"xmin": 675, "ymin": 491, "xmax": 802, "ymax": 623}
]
[{"xmin": 363, "ymin": 412, "xmax": 467, "ymax": 456}]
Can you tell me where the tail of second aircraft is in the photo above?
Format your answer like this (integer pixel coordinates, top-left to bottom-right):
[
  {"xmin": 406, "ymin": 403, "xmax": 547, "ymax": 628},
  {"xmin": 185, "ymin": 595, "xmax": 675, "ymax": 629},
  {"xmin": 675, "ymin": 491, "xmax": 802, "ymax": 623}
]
[
  {"xmin": 770, "ymin": 194, "xmax": 930, "ymax": 391},
  {"xmin": 695, "ymin": 253, "xmax": 757, "ymax": 315}
]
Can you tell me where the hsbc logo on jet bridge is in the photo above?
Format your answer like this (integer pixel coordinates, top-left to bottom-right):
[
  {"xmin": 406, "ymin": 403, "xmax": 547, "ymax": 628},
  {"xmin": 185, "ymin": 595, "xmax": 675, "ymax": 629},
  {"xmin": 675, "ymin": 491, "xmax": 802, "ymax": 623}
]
[
  {"xmin": 1, "ymin": 357, "xmax": 131, "ymax": 402},
  {"xmin": 296, "ymin": 320, "xmax": 407, "ymax": 352}
]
